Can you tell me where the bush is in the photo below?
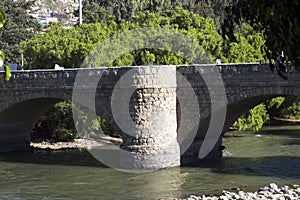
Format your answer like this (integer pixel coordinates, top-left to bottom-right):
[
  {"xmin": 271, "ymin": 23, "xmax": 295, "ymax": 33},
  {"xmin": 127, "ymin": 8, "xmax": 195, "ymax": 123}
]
[
  {"xmin": 32, "ymin": 101, "xmax": 117, "ymax": 142},
  {"xmin": 31, "ymin": 101, "xmax": 77, "ymax": 142},
  {"xmin": 279, "ymin": 96, "xmax": 300, "ymax": 120},
  {"xmin": 233, "ymin": 103, "xmax": 269, "ymax": 132}
]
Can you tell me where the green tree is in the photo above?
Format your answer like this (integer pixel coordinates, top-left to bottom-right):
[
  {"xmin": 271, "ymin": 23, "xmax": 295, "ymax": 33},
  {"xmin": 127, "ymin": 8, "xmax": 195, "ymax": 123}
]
[
  {"xmin": 233, "ymin": 103, "xmax": 269, "ymax": 132},
  {"xmin": 222, "ymin": 24, "xmax": 265, "ymax": 63},
  {"xmin": 0, "ymin": 7, "xmax": 4, "ymax": 28},
  {"xmin": 265, "ymin": 96, "xmax": 285, "ymax": 119},
  {"xmin": 20, "ymin": 21, "xmax": 118, "ymax": 69},
  {"xmin": 0, "ymin": 0, "xmax": 40, "ymax": 65},
  {"xmin": 21, "ymin": 9, "xmax": 223, "ymax": 68},
  {"xmin": 41, "ymin": 101, "xmax": 78, "ymax": 142},
  {"xmin": 116, "ymin": 8, "xmax": 223, "ymax": 66},
  {"xmin": 31, "ymin": 101, "xmax": 115, "ymax": 142},
  {"xmin": 81, "ymin": 0, "xmax": 113, "ymax": 23},
  {"xmin": 81, "ymin": 0, "xmax": 231, "ymax": 27},
  {"xmin": 222, "ymin": 0, "xmax": 300, "ymax": 76},
  {"xmin": 278, "ymin": 97, "xmax": 300, "ymax": 120},
  {"xmin": 81, "ymin": 0, "xmax": 175, "ymax": 23}
]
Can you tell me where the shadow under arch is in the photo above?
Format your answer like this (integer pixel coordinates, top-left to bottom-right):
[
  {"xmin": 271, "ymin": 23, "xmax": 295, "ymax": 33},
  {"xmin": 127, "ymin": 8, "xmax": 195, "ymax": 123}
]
[
  {"xmin": 0, "ymin": 97, "xmax": 65, "ymax": 153},
  {"xmin": 223, "ymin": 94, "xmax": 278, "ymax": 133},
  {"xmin": 0, "ymin": 96, "xmax": 118, "ymax": 154},
  {"xmin": 224, "ymin": 88, "xmax": 300, "ymax": 135}
]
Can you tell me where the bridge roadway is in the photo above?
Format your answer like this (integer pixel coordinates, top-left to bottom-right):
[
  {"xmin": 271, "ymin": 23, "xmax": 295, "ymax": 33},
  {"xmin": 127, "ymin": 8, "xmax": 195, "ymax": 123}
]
[{"xmin": 0, "ymin": 63, "xmax": 299, "ymax": 169}]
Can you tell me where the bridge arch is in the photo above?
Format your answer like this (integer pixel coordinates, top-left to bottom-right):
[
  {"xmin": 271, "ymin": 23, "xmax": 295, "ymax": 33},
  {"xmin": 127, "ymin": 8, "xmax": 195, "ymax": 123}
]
[
  {"xmin": 179, "ymin": 63, "xmax": 300, "ymax": 165},
  {"xmin": 0, "ymin": 96, "xmax": 66, "ymax": 152},
  {"xmin": 0, "ymin": 91, "xmax": 71, "ymax": 113},
  {"xmin": 225, "ymin": 87, "xmax": 300, "ymax": 132}
]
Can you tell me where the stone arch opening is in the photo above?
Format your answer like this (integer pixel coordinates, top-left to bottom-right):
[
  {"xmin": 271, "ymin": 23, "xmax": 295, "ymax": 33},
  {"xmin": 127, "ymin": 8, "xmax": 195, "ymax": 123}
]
[
  {"xmin": 225, "ymin": 93, "xmax": 300, "ymax": 134},
  {"xmin": 218, "ymin": 94, "xmax": 300, "ymax": 161},
  {"xmin": 31, "ymin": 100, "xmax": 120, "ymax": 147},
  {"xmin": 224, "ymin": 95, "xmax": 277, "ymax": 132},
  {"xmin": 181, "ymin": 87, "xmax": 300, "ymax": 165},
  {"xmin": 0, "ymin": 98, "xmax": 62, "ymax": 152},
  {"xmin": 0, "ymin": 96, "xmax": 120, "ymax": 152},
  {"xmin": 226, "ymin": 95, "xmax": 300, "ymax": 130}
]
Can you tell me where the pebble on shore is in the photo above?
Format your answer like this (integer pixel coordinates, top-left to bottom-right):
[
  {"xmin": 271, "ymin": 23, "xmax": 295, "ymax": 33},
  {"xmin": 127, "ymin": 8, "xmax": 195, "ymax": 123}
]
[{"xmin": 177, "ymin": 183, "xmax": 300, "ymax": 200}]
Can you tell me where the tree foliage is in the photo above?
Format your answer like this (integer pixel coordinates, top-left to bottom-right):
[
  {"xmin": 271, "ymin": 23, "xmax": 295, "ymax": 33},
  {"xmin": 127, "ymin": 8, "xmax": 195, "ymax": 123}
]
[
  {"xmin": 22, "ymin": 7, "xmax": 270, "ymax": 69},
  {"xmin": 265, "ymin": 96, "xmax": 285, "ymax": 119},
  {"xmin": 31, "ymin": 101, "xmax": 115, "ymax": 142},
  {"xmin": 222, "ymin": 24, "xmax": 265, "ymax": 63},
  {"xmin": 0, "ymin": 0, "xmax": 40, "ymax": 65},
  {"xmin": 80, "ymin": 0, "xmax": 115, "ymax": 23},
  {"xmin": 116, "ymin": 8, "xmax": 223, "ymax": 66},
  {"xmin": 222, "ymin": 0, "xmax": 300, "ymax": 78},
  {"xmin": 81, "ymin": 0, "xmax": 231, "ymax": 28},
  {"xmin": 21, "ymin": 8, "xmax": 224, "ymax": 69},
  {"xmin": 20, "ymin": 21, "xmax": 118, "ymax": 69},
  {"xmin": 234, "ymin": 104, "xmax": 269, "ymax": 132},
  {"xmin": 41, "ymin": 101, "xmax": 78, "ymax": 142},
  {"xmin": 278, "ymin": 97, "xmax": 300, "ymax": 120},
  {"xmin": 235, "ymin": 96, "xmax": 300, "ymax": 132}
]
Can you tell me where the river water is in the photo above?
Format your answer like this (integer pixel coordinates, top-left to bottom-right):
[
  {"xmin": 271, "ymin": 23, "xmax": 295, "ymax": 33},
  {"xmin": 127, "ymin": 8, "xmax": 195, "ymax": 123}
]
[{"xmin": 0, "ymin": 125, "xmax": 299, "ymax": 199}]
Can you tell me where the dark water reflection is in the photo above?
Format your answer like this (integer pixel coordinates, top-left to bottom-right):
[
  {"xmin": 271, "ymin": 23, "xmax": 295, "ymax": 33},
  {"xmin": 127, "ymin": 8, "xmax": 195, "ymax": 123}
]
[
  {"xmin": 0, "ymin": 125, "xmax": 299, "ymax": 199},
  {"xmin": 0, "ymin": 149, "xmax": 106, "ymax": 167},
  {"xmin": 213, "ymin": 156, "xmax": 300, "ymax": 178}
]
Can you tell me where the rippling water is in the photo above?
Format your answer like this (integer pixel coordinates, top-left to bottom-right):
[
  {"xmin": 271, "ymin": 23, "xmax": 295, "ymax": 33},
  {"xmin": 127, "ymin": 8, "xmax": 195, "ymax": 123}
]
[{"xmin": 0, "ymin": 125, "xmax": 299, "ymax": 199}]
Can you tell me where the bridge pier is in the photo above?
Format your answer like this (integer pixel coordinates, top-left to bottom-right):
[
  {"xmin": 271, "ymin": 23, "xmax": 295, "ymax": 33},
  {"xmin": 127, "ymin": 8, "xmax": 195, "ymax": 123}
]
[
  {"xmin": 181, "ymin": 137, "xmax": 223, "ymax": 165},
  {"xmin": 113, "ymin": 66, "xmax": 180, "ymax": 169}
]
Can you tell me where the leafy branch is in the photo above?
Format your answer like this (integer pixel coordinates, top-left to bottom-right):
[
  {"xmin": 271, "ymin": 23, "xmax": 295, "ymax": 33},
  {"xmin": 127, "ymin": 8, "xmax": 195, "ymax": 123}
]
[{"xmin": 0, "ymin": 5, "xmax": 11, "ymax": 81}]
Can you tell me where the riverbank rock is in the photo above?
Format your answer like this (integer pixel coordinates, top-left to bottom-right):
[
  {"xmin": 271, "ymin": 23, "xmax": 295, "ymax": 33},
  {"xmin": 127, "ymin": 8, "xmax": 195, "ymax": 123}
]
[
  {"xmin": 30, "ymin": 136, "xmax": 122, "ymax": 150},
  {"xmin": 177, "ymin": 183, "xmax": 300, "ymax": 200}
]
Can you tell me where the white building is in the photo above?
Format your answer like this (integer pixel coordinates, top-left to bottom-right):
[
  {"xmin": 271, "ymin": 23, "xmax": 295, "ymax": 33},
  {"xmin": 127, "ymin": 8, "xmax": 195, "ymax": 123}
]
[{"xmin": 26, "ymin": 0, "xmax": 80, "ymax": 26}]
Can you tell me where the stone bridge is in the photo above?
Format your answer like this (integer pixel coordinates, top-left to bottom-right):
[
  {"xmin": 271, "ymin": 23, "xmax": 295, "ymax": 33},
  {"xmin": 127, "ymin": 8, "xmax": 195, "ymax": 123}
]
[{"xmin": 0, "ymin": 63, "xmax": 299, "ymax": 169}]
